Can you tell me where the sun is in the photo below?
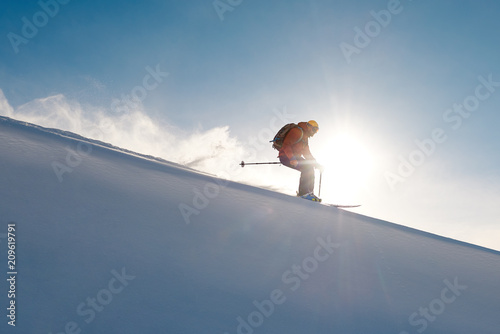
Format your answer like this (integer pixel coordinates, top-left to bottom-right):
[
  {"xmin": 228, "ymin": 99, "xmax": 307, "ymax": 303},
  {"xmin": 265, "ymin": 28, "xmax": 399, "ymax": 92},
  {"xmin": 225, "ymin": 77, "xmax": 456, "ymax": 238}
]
[{"xmin": 314, "ymin": 132, "xmax": 375, "ymax": 204}]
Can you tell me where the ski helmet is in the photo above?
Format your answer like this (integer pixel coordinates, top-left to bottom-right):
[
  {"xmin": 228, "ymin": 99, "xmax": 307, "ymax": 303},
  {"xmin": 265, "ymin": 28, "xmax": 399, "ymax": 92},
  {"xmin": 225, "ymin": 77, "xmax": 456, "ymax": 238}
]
[{"xmin": 307, "ymin": 120, "xmax": 319, "ymax": 133}]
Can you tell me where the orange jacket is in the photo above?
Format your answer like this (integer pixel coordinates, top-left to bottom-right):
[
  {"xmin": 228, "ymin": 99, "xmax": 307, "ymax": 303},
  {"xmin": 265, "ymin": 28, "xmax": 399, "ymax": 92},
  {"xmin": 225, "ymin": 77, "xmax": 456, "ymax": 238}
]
[{"xmin": 279, "ymin": 122, "xmax": 316, "ymax": 161}]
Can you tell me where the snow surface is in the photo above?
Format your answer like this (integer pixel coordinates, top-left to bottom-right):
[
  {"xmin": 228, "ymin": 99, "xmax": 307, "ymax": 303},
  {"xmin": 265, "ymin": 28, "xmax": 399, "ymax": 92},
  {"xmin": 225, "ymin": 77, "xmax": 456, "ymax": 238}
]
[{"xmin": 1, "ymin": 115, "xmax": 499, "ymax": 334}]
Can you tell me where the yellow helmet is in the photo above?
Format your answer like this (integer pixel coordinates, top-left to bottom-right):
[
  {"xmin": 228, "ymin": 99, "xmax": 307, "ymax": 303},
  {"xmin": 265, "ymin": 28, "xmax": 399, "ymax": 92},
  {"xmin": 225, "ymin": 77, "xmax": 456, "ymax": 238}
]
[{"xmin": 307, "ymin": 120, "xmax": 319, "ymax": 132}]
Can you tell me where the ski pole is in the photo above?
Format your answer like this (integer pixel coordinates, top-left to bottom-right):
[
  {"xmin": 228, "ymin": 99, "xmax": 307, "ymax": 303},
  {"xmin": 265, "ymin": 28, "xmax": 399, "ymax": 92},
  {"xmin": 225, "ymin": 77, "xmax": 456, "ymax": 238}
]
[
  {"xmin": 318, "ymin": 170, "xmax": 323, "ymax": 198},
  {"xmin": 240, "ymin": 161, "xmax": 281, "ymax": 168}
]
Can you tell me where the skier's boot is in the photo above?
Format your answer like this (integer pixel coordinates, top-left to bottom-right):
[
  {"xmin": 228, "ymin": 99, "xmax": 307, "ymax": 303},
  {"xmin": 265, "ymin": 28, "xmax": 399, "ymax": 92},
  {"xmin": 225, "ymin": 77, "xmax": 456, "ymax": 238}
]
[{"xmin": 300, "ymin": 192, "xmax": 322, "ymax": 202}]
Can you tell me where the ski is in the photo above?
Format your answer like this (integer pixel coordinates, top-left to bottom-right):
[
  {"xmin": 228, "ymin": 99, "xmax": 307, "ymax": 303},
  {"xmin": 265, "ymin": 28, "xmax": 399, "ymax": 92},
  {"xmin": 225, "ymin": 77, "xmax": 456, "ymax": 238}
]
[
  {"xmin": 322, "ymin": 203, "xmax": 361, "ymax": 208},
  {"xmin": 298, "ymin": 193, "xmax": 360, "ymax": 208}
]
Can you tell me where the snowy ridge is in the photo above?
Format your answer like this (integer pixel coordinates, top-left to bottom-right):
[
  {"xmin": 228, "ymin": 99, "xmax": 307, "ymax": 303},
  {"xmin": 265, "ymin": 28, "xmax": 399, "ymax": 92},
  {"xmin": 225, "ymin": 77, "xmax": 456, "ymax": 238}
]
[
  {"xmin": 1, "ymin": 116, "xmax": 499, "ymax": 334},
  {"xmin": 0, "ymin": 115, "xmax": 194, "ymax": 172}
]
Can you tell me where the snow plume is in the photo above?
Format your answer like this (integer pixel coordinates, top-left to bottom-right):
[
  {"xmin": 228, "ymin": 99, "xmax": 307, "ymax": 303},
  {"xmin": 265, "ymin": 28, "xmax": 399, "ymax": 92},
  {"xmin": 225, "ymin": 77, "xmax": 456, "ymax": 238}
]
[{"xmin": 0, "ymin": 90, "xmax": 285, "ymax": 186}]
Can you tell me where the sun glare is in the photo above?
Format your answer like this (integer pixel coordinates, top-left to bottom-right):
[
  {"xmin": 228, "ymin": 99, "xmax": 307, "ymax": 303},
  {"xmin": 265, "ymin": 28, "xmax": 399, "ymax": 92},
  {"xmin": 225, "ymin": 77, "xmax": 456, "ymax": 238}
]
[{"xmin": 315, "ymin": 133, "xmax": 375, "ymax": 204}]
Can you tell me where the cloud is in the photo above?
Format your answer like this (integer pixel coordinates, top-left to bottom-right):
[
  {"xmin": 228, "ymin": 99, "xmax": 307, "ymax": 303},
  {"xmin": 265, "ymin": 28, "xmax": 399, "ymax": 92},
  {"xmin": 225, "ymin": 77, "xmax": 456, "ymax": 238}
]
[
  {"xmin": 0, "ymin": 90, "xmax": 15, "ymax": 116},
  {"xmin": 0, "ymin": 90, "xmax": 254, "ymax": 181}
]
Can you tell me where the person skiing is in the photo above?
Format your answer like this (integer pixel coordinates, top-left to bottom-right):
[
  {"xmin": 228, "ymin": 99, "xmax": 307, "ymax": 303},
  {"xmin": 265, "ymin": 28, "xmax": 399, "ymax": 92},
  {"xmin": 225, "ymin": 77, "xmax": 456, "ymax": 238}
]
[{"xmin": 278, "ymin": 120, "xmax": 323, "ymax": 201}]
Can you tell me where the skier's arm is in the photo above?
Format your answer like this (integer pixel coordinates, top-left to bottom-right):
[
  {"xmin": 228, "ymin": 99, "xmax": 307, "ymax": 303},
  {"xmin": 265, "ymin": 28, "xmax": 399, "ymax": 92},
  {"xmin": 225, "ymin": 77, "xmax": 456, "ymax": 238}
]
[
  {"xmin": 303, "ymin": 144, "xmax": 323, "ymax": 169},
  {"xmin": 303, "ymin": 143, "xmax": 315, "ymax": 161}
]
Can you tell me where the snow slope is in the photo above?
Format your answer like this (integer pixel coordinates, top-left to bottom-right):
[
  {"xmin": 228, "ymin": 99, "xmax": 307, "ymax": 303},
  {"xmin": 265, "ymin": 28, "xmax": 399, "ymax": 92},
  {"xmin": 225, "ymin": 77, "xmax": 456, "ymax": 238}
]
[{"xmin": 1, "ymin": 115, "xmax": 499, "ymax": 334}]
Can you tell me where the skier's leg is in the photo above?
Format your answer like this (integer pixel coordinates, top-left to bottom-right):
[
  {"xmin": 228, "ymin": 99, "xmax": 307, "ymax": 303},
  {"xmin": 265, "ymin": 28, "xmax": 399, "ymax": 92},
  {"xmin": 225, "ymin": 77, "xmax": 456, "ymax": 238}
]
[
  {"xmin": 279, "ymin": 154, "xmax": 293, "ymax": 168},
  {"xmin": 280, "ymin": 155, "xmax": 309, "ymax": 195},
  {"xmin": 298, "ymin": 161, "xmax": 315, "ymax": 196},
  {"xmin": 279, "ymin": 155, "xmax": 303, "ymax": 171}
]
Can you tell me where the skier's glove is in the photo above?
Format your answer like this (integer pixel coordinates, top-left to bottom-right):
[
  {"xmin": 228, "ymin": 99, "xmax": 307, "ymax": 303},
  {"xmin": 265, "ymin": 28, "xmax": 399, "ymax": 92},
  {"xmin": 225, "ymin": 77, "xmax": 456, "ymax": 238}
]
[{"xmin": 290, "ymin": 159, "xmax": 299, "ymax": 167}]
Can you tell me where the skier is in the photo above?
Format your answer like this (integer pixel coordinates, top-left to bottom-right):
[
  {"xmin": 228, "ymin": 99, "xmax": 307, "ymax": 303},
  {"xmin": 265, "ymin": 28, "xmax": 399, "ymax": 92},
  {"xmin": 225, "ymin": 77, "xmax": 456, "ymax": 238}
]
[{"xmin": 278, "ymin": 120, "xmax": 323, "ymax": 201}]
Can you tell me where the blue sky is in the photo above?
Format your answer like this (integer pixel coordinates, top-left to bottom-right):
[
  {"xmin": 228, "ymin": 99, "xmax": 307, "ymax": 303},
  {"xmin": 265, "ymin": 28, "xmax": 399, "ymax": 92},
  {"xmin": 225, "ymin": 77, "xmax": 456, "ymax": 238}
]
[{"xmin": 1, "ymin": 0, "xmax": 500, "ymax": 250}]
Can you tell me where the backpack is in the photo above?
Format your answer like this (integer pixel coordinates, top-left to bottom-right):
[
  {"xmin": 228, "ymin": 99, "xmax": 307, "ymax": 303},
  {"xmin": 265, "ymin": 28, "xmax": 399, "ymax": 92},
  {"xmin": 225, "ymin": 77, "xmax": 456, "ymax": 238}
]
[{"xmin": 270, "ymin": 123, "xmax": 303, "ymax": 150}]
